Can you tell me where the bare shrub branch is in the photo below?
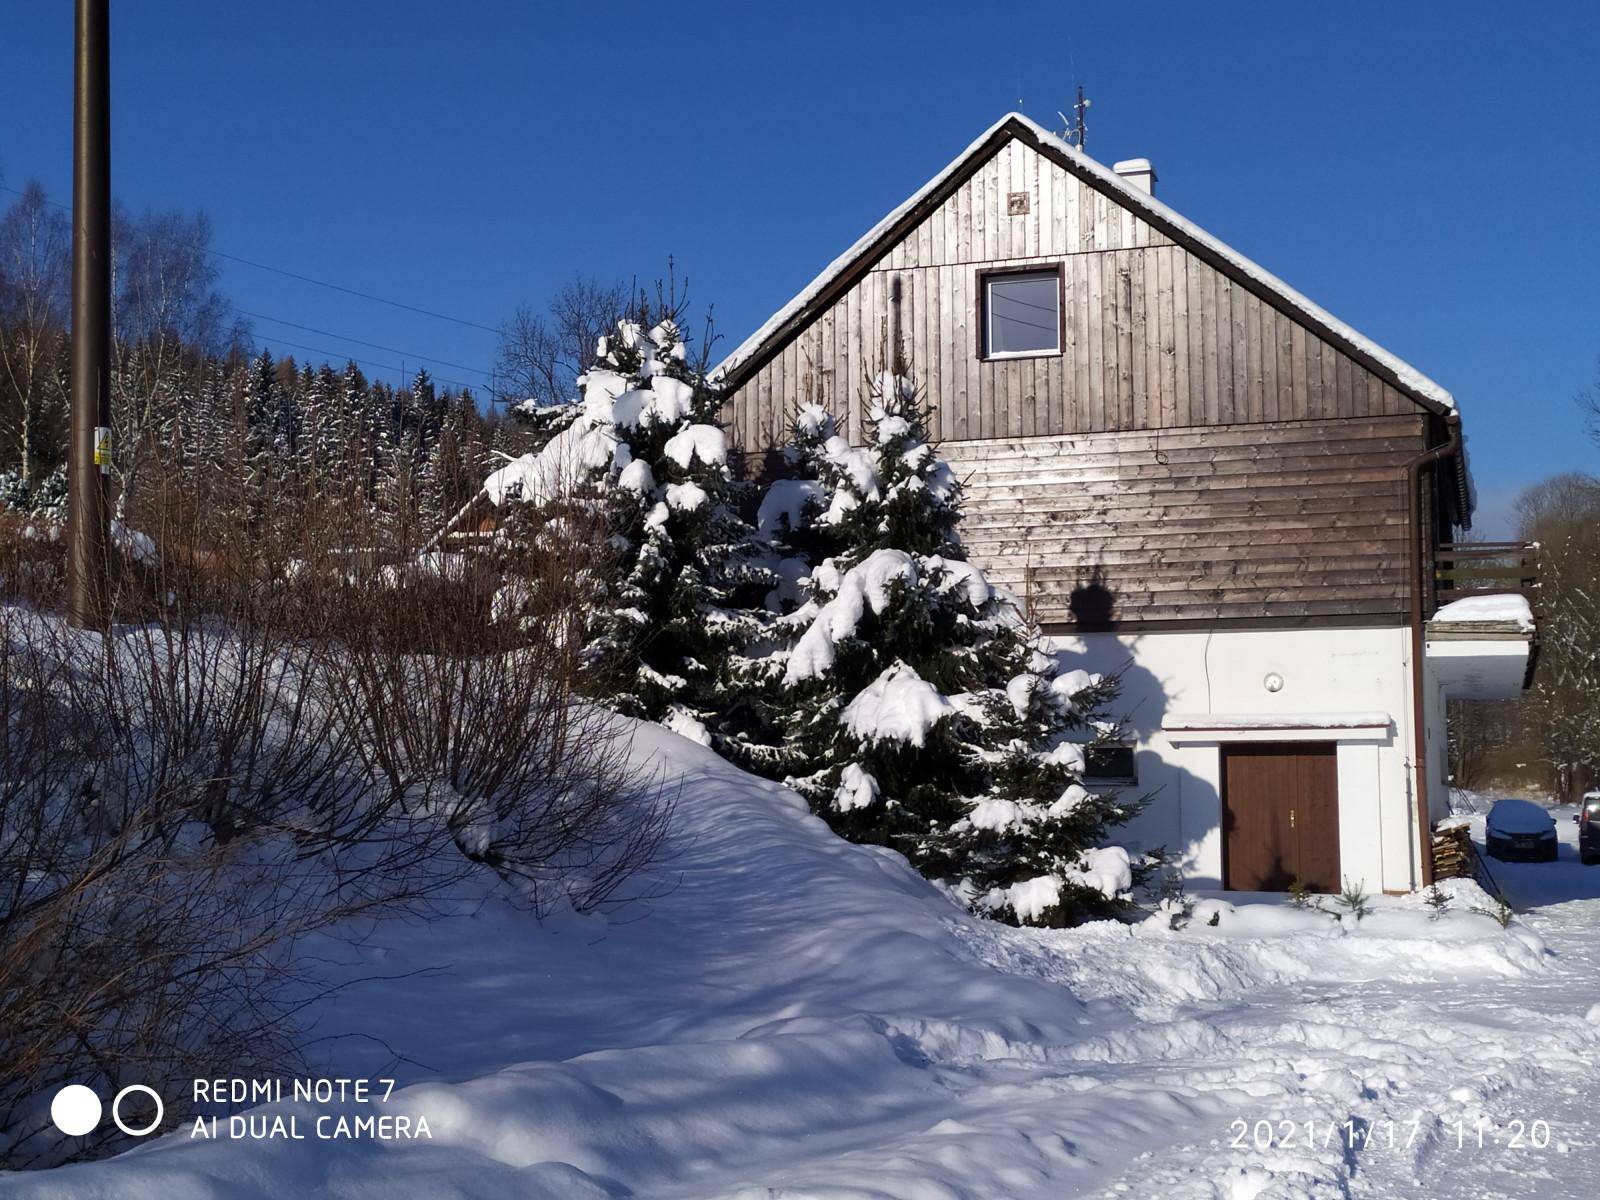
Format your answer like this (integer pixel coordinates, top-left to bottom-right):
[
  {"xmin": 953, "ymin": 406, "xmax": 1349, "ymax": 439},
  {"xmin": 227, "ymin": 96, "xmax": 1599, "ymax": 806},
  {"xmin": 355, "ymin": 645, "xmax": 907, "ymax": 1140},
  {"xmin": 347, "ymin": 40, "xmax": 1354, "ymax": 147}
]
[{"xmin": 0, "ymin": 437, "xmax": 668, "ymax": 1168}]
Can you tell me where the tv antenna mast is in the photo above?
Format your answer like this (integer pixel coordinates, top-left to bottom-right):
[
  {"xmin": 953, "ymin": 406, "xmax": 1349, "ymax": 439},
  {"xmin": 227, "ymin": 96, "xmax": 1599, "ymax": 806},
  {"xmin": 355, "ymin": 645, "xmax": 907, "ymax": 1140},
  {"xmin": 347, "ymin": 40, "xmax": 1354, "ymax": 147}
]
[{"xmin": 1058, "ymin": 85, "xmax": 1090, "ymax": 153}]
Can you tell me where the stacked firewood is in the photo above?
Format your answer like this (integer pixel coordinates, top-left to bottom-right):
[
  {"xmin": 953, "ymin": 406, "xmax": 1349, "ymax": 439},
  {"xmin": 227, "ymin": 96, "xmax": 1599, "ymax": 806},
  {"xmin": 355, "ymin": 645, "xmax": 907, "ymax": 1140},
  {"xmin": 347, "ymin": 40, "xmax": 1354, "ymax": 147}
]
[{"xmin": 1431, "ymin": 823, "xmax": 1483, "ymax": 883}]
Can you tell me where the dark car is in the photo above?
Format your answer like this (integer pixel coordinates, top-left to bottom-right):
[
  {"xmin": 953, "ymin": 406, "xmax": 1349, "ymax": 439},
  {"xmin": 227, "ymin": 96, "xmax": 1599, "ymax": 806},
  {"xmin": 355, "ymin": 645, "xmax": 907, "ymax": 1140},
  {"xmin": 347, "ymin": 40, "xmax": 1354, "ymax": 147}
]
[
  {"xmin": 1578, "ymin": 791, "xmax": 1600, "ymax": 866},
  {"xmin": 1485, "ymin": 798, "xmax": 1558, "ymax": 863}
]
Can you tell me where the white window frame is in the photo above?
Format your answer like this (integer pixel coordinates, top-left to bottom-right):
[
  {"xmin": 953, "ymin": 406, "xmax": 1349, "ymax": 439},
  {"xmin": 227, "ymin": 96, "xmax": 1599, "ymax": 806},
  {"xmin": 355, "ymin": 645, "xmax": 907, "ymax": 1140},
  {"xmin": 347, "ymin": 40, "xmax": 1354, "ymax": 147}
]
[{"xmin": 982, "ymin": 268, "xmax": 1062, "ymax": 360}]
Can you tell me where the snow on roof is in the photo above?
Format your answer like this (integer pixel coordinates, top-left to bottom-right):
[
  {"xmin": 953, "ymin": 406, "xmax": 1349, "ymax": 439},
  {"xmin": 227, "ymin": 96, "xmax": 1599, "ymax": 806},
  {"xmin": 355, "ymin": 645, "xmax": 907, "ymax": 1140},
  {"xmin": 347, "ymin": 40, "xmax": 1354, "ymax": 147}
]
[
  {"xmin": 713, "ymin": 112, "xmax": 1456, "ymax": 415},
  {"xmin": 1430, "ymin": 593, "xmax": 1535, "ymax": 632},
  {"xmin": 1163, "ymin": 712, "xmax": 1393, "ymax": 732}
]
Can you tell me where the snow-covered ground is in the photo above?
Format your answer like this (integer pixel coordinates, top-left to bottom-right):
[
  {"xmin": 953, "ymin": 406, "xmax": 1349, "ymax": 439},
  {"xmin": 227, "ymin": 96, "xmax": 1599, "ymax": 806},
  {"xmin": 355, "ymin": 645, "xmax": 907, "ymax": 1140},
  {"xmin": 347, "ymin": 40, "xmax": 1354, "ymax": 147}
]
[{"xmin": 6, "ymin": 728, "xmax": 1600, "ymax": 1199}]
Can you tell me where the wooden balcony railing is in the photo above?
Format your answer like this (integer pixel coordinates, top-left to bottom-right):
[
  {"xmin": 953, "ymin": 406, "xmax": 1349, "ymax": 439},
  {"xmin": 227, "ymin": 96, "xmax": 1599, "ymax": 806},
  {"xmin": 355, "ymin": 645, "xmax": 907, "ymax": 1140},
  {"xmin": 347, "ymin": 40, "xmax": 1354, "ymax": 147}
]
[{"xmin": 1432, "ymin": 541, "xmax": 1540, "ymax": 616}]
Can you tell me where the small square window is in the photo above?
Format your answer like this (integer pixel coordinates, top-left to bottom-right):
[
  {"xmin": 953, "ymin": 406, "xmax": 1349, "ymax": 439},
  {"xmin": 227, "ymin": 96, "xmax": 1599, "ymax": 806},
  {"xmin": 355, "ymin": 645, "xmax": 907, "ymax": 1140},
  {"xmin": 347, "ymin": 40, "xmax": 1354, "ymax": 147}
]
[
  {"xmin": 1084, "ymin": 743, "xmax": 1137, "ymax": 787},
  {"xmin": 984, "ymin": 270, "xmax": 1060, "ymax": 359}
]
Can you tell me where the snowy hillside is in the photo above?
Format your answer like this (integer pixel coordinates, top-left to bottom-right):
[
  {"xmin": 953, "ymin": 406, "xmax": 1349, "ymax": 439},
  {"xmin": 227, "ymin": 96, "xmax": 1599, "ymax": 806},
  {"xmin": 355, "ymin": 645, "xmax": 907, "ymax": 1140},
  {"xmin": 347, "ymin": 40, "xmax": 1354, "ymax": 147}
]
[{"xmin": 7, "ymin": 723, "xmax": 1600, "ymax": 1199}]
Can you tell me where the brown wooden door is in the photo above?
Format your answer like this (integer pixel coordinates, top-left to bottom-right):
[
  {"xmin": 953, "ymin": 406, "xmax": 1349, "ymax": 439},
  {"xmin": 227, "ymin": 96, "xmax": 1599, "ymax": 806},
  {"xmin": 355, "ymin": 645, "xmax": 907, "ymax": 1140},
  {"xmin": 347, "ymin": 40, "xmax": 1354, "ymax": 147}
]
[{"xmin": 1222, "ymin": 742, "xmax": 1341, "ymax": 892}]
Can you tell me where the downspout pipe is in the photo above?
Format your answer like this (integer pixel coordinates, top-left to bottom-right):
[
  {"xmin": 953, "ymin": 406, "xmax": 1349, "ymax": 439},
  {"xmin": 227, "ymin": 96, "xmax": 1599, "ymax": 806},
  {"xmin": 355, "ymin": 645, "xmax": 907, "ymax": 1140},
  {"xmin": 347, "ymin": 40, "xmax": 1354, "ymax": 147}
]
[{"xmin": 1405, "ymin": 411, "xmax": 1463, "ymax": 889}]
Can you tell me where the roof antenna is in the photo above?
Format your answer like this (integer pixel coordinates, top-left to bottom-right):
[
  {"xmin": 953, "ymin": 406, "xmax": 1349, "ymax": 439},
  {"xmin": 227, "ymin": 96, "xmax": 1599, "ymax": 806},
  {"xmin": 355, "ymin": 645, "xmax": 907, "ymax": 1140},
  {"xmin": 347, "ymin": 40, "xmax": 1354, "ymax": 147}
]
[{"xmin": 1059, "ymin": 85, "xmax": 1090, "ymax": 152}]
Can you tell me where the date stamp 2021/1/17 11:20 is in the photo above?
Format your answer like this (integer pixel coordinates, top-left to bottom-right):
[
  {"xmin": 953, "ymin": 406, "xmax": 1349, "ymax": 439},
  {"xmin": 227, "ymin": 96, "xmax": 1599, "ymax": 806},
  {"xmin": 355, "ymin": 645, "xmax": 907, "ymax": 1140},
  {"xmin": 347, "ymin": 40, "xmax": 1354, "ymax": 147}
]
[{"xmin": 1229, "ymin": 1117, "xmax": 1556, "ymax": 1155}]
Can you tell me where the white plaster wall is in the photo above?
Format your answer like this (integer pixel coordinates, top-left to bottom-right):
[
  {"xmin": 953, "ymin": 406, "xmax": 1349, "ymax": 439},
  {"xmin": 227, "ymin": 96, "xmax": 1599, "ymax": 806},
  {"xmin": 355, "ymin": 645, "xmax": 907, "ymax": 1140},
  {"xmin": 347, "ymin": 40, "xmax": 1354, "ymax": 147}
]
[
  {"xmin": 1048, "ymin": 624, "xmax": 1422, "ymax": 894},
  {"xmin": 1420, "ymin": 670, "xmax": 1453, "ymax": 825},
  {"xmin": 1426, "ymin": 637, "xmax": 1530, "ymax": 700}
]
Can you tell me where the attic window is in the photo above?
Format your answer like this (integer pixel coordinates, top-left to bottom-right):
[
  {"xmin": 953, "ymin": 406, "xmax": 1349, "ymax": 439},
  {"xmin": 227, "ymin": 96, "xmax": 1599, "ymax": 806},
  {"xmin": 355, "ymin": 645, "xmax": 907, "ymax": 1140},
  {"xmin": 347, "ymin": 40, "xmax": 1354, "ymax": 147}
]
[{"xmin": 982, "ymin": 269, "xmax": 1060, "ymax": 359}]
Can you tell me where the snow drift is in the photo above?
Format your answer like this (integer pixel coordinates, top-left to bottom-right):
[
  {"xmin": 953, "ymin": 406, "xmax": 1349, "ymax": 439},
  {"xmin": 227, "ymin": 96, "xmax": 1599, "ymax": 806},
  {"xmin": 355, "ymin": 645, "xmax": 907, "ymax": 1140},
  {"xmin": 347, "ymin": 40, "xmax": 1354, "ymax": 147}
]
[{"xmin": 7, "ymin": 724, "xmax": 1591, "ymax": 1200}]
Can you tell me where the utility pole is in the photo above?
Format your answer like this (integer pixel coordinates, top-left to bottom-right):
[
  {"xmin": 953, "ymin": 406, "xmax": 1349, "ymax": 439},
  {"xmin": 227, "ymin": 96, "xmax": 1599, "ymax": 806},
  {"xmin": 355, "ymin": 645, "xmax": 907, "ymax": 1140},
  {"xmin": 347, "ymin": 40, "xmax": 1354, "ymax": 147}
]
[{"xmin": 68, "ymin": 0, "xmax": 112, "ymax": 628}]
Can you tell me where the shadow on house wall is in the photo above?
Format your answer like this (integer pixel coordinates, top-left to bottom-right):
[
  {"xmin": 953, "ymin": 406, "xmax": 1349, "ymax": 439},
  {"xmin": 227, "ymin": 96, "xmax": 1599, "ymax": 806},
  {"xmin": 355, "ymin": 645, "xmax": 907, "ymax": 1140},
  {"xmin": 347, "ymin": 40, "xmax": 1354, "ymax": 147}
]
[
  {"xmin": 1067, "ymin": 567, "xmax": 1117, "ymax": 630},
  {"xmin": 1050, "ymin": 627, "xmax": 1225, "ymax": 889}
]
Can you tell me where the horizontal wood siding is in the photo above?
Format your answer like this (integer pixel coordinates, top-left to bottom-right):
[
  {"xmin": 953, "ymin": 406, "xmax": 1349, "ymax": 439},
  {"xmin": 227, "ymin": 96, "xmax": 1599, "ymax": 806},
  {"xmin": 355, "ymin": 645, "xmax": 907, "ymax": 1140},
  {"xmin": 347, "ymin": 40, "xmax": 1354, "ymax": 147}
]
[{"xmin": 944, "ymin": 415, "xmax": 1423, "ymax": 625}]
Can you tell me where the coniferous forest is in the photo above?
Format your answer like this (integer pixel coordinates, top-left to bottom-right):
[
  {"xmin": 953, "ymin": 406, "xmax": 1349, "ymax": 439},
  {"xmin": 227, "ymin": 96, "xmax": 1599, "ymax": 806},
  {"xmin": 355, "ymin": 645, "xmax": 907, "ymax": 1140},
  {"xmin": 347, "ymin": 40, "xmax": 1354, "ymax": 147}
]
[{"xmin": 0, "ymin": 180, "xmax": 610, "ymax": 536}]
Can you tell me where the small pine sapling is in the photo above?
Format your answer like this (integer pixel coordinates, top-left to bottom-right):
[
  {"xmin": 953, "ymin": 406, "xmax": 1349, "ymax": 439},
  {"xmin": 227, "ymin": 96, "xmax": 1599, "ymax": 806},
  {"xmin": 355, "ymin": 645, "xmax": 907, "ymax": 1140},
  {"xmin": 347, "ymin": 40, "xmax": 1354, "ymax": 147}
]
[
  {"xmin": 1335, "ymin": 876, "xmax": 1372, "ymax": 922},
  {"xmin": 1424, "ymin": 884, "xmax": 1451, "ymax": 920},
  {"xmin": 1156, "ymin": 867, "xmax": 1195, "ymax": 930},
  {"xmin": 1472, "ymin": 888, "xmax": 1517, "ymax": 928}
]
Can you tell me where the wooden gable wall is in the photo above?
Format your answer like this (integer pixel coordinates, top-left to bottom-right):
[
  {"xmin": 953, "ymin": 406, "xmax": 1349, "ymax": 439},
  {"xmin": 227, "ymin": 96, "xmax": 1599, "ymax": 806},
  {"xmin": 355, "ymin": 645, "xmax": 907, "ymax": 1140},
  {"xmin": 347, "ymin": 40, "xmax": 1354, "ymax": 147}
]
[
  {"xmin": 723, "ymin": 138, "xmax": 1421, "ymax": 452},
  {"xmin": 720, "ymin": 135, "xmax": 1437, "ymax": 628}
]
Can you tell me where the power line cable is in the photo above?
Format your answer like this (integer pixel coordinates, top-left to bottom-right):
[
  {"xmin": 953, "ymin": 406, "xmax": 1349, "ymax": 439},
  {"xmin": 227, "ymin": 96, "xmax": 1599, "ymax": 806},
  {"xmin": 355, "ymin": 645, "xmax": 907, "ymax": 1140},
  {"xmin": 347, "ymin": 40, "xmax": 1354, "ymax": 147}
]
[
  {"xmin": 236, "ymin": 309, "xmax": 493, "ymax": 378},
  {"xmin": 211, "ymin": 250, "xmax": 500, "ymax": 333},
  {"xmin": 0, "ymin": 181, "xmax": 503, "ymax": 336},
  {"xmin": 1, "ymin": 181, "xmax": 501, "ymax": 389}
]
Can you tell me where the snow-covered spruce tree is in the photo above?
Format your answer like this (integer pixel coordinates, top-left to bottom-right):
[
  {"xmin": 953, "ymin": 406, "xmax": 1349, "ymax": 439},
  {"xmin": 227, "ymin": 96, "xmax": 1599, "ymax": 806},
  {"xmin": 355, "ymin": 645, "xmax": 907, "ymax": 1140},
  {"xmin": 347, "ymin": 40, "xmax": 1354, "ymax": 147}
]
[
  {"xmin": 490, "ymin": 316, "xmax": 772, "ymax": 749},
  {"xmin": 0, "ymin": 463, "xmax": 71, "ymax": 523},
  {"xmin": 749, "ymin": 405, "xmax": 840, "ymax": 615},
  {"xmin": 242, "ymin": 350, "xmax": 289, "ymax": 495},
  {"xmin": 769, "ymin": 369, "xmax": 1138, "ymax": 927},
  {"xmin": 506, "ymin": 388, "xmax": 590, "ymax": 455},
  {"xmin": 299, "ymin": 363, "xmax": 344, "ymax": 483}
]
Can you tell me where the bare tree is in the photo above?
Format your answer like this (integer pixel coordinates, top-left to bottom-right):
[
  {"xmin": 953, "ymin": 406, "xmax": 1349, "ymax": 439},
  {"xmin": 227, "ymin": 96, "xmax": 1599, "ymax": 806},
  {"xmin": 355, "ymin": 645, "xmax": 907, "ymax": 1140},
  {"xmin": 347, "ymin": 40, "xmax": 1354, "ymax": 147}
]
[
  {"xmin": 1516, "ymin": 472, "xmax": 1600, "ymax": 802},
  {"xmin": 490, "ymin": 276, "xmax": 627, "ymax": 407},
  {"xmin": 114, "ymin": 207, "xmax": 243, "ymax": 355},
  {"xmin": 110, "ymin": 206, "xmax": 249, "ymax": 518},
  {"xmin": 1581, "ymin": 357, "xmax": 1600, "ymax": 448},
  {"xmin": 0, "ymin": 184, "xmax": 70, "ymax": 488}
]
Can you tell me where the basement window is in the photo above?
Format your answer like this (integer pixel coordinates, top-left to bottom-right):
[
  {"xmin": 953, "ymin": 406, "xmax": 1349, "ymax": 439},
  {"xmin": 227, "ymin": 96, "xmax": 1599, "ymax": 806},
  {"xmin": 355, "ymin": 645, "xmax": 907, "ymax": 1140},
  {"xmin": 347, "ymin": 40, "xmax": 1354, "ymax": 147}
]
[
  {"xmin": 982, "ymin": 269, "xmax": 1060, "ymax": 359},
  {"xmin": 1083, "ymin": 743, "xmax": 1137, "ymax": 787}
]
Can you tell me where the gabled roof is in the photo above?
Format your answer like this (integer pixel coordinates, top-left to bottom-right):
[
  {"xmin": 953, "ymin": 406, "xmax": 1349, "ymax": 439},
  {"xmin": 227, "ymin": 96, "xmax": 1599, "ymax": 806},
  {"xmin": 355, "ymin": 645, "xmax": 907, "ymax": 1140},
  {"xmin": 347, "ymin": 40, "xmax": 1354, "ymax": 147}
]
[{"xmin": 714, "ymin": 112, "xmax": 1456, "ymax": 418}]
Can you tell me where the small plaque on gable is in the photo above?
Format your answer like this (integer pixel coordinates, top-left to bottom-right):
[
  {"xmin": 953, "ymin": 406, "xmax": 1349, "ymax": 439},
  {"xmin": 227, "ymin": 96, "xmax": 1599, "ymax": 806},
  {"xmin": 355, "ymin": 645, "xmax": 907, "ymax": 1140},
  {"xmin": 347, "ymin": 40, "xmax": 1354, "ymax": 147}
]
[{"xmin": 1007, "ymin": 191, "xmax": 1030, "ymax": 216}]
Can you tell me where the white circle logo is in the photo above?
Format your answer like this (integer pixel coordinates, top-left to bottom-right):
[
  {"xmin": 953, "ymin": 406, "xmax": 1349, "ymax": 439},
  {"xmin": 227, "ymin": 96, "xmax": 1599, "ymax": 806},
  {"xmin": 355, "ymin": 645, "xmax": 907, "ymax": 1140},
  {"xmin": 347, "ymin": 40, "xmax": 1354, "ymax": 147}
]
[
  {"xmin": 50, "ymin": 1085, "xmax": 102, "ymax": 1136},
  {"xmin": 111, "ymin": 1085, "xmax": 164, "ymax": 1137}
]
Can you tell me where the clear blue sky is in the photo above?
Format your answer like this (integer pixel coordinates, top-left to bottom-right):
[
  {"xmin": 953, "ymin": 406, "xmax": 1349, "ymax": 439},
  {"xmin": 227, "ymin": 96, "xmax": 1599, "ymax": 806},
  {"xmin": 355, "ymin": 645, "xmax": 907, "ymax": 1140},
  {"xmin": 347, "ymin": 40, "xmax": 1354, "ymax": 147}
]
[{"xmin": 2, "ymin": 1, "xmax": 1596, "ymax": 533}]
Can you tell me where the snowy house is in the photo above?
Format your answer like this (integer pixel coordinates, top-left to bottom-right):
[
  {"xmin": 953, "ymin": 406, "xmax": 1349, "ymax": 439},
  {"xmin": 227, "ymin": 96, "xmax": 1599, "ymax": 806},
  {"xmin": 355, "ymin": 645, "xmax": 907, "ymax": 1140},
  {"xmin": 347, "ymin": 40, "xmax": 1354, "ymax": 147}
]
[{"xmin": 713, "ymin": 112, "xmax": 1537, "ymax": 896}]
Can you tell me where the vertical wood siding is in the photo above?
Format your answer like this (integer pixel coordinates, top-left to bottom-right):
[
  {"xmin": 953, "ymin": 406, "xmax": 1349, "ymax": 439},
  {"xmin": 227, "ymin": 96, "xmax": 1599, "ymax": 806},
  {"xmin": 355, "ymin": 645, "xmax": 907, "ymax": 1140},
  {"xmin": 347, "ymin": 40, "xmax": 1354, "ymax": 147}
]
[{"xmin": 723, "ymin": 139, "xmax": 1419, "ymax": 450}]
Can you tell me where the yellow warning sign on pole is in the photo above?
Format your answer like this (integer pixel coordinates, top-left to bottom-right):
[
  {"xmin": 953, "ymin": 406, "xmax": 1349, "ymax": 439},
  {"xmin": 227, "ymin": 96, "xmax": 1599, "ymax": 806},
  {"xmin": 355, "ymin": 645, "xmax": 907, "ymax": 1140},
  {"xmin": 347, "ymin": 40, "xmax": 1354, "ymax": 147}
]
[{"xmin": 94, "ymin": 425, "xmax": 111, "ymax": 473}]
